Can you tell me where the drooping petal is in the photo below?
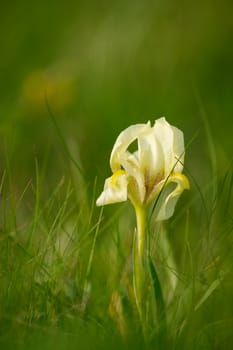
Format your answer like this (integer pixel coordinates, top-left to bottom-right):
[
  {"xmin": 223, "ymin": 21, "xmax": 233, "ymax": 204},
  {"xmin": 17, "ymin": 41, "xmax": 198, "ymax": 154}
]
[
  {"xmin": 153, "ymin": 173, "xmax": 190, "ymax": 221},
  {"xmin": 110, "ymin": 122, "xmax": 151, "ymax": 173},
  {"xmin": 153, "ymin": 117, "xmax": 185, "ymax": 176},
  {"xmin": 96, "ymin": 171, "xmax": 128, "ymax": 206}
]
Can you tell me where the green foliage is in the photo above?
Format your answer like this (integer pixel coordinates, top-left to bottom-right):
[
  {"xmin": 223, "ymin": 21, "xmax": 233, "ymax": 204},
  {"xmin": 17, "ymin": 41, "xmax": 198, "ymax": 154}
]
[
  {"xmin": 0, "ymin": 1, "xmax": 233, "ymax": 348},
  {"xmin": 0, "ymin": 129, "xmax": 233, "ymax": 349}
]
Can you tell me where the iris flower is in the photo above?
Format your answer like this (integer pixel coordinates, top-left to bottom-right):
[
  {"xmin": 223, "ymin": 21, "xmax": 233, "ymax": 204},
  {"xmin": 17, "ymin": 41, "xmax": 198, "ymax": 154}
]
[
  {"xmin": 96, "ymin": 117, "xmax": 189, "ymax": 220},
  {"xmin": 96, "ymin": 117, "xmax": 190, "ymax": 333}
]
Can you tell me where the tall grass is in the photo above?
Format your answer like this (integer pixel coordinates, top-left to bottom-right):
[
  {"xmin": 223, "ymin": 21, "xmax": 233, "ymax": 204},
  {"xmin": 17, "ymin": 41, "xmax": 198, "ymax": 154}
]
[{"xmin": 0, "ymin": 122, "xmax": 233, "ymax": 350}]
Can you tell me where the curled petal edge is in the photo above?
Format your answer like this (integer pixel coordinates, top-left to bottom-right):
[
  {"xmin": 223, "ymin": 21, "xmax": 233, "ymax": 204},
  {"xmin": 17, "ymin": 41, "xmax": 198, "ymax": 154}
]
[
  {"xmin": 110, "ymin": 122, "xmax": 151, "ymax": 172},
  {"xmin": 154, "ymin": 173, "xmax": 190, "ymax": 221}
]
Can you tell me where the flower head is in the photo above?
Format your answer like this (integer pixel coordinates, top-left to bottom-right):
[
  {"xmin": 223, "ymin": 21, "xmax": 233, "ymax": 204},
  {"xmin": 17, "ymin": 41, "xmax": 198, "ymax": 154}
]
[{"xmin": 96, "ymin": 117, "xmax": 189, "ymax": 221}]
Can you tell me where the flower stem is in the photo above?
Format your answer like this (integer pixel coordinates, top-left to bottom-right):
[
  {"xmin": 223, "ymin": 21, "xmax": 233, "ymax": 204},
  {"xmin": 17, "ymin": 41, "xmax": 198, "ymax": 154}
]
[
  {"xmin": 135, "ymin": 205, "xmax": 146, "ymax": 264},
  {"xmin": 133, "ymin": 204, "xmax": 147, "ymax": 337}
]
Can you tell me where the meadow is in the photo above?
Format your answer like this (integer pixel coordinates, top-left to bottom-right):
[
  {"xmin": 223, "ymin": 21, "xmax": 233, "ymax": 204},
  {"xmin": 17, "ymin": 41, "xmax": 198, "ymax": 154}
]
[{"xmin": 0, "ymin": 1, "xmax": 233, "ymax": 349}]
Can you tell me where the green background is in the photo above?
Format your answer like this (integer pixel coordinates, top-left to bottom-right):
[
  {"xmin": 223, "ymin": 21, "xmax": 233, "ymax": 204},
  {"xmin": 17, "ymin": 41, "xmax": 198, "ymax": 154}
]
[
  {"xmin": 0, "ymin": 0, "xmax": 232, "ymax": 184},
  {"xmin": 0, "ymin": 1, "xmax": 233, "ymax": 349}
]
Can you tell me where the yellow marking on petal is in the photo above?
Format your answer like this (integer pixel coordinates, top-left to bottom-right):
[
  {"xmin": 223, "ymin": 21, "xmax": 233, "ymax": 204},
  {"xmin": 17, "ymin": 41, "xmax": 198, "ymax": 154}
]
[
  {"xmin": 171, "ymin": 173, "xmax": 190, "ymax": 189},
  {"xmin": 110, "ymin": 170, "xmax": 126, "ymax": 185}
]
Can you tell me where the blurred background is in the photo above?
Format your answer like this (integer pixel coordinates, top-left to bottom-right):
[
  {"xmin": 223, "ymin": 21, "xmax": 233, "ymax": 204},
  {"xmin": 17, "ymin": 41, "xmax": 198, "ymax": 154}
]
[
  {"xmin": 0, "ymin": 2, "xmax": 233, "ymax": 348},
  {"xmin": 0, "ymin": 0, "xmax": 232, "ymax": 190}
]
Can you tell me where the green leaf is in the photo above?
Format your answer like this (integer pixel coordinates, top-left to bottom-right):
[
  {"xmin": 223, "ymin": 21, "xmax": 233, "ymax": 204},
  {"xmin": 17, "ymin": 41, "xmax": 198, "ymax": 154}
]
[
  {"xmin": 148, "ymin": 255, "xmax": 166, "ymax": 327},
  {"xmin": 195, "ymin": 272, "xmax": 226, "ymax": 311}
]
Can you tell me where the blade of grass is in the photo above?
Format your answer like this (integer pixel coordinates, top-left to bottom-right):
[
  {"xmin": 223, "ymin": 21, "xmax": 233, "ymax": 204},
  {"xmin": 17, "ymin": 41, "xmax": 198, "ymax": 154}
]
[
  {"xmin": 192, "ymin": 84, "xmax": 217, "ymax": 201},
  {"xmin": 148, "ymin": 254, "xmax": 167, "ymax": 346},
  {"xmin": 45, "ymin": 95, "xmax": 84, "ymax": 177},
  {"xmin": 81, "ymin": 207, "xmax": 104, "ymax": 314},
  {"xmin": 195, "ymin": 272, "xmax": 226, "ymax": 311},
  {"xmin": 27, "ymin": 157, "xmax": 40, "ymax": 249}
]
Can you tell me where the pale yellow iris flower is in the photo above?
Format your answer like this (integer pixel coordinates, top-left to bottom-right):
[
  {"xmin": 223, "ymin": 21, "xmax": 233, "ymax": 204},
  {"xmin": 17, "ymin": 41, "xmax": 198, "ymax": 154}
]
[{"xmin": 96, "ymin": 117, "xmax": 189, "ymax": 221}]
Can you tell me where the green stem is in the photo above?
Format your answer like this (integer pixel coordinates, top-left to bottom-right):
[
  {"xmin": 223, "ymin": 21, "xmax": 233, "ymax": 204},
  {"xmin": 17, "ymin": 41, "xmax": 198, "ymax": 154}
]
[
  {"xmin": 133, "ymin": 204, "xmax": 147, "ymax": 336},
  {"xmin": 135, "ymin": 205, "xmax": 146, "ymax": 261}
]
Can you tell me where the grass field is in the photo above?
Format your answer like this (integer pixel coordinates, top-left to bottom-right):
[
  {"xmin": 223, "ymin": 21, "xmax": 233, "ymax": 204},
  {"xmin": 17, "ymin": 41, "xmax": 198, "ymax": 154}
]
[{"xmin": 0, "ymin": 1, "xmax": 233, "ymax": 349}]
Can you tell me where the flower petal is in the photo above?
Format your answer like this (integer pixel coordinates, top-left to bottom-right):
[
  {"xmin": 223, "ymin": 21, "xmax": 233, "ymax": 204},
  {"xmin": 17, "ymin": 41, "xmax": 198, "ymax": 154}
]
[
  {"xmin": 96, "ymin": 171, "xmax": 128, "ymax": 206},
  {"xmin": 153, "ymin": 173, "xmax": 190, "ymax": 221},
  {"xmin": 120, "ymin": 151, "xmax": 145, "ymax": 203},
  {"xmin": 110, "ymin": 122, "xmax": 151, "ymax": 172},
  {"xmin": 153, "ymin": 117, "xmax": 185, "ymax": 176},
  {"xmin": 137, "ymin": 131, "xmax": 164, "ymax": 191}
]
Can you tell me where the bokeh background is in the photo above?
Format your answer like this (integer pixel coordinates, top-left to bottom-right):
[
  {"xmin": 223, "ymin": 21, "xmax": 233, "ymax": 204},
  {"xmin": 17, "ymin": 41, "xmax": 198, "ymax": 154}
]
[
  {"xmin": 0, "ymin": 1, "xmax": 233, "ymax": 349},
  {"xmin": 0, "ymin": 0, "xmax": 232, "ymax": 187}
]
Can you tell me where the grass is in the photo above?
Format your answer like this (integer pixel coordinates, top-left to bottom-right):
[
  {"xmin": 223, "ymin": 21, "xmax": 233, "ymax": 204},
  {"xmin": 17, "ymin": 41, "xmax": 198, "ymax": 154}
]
[
  {"xmin": 0, "ymin": 1, "xmax": 232, "ymax": 347},
  {"xmin": 0, "ymin": 117, "xmax": 232, "ymax": 350},
  {"xmin": 0, "ymin": 0, "xmax": 233, "ymax": 350}
]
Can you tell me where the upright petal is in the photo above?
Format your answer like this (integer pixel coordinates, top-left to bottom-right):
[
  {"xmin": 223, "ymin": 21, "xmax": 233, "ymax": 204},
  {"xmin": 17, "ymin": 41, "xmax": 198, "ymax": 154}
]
[
  {"xmin": 110, "ymin": 122, "xmax": 151, "ymax": 172},
  {"xmin": 137, "ymin": 131, "xmax": 164, "ymax": 190},
  {"xmin": 96, "ymin": 172, "xmax": 128, "ymax": 206},
  {"xmin": 171, "ymin": 125, "xmax": 185, "ymax": 174},
  {"xmin": 153, "ymin": 117, "xmax": 185, "ymax": 176}
]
